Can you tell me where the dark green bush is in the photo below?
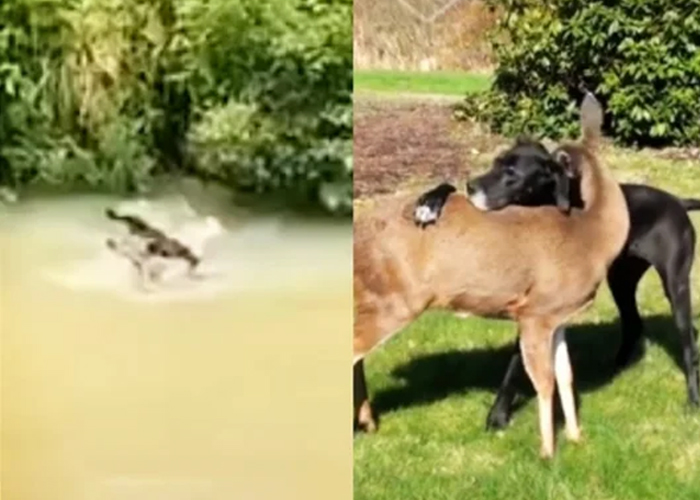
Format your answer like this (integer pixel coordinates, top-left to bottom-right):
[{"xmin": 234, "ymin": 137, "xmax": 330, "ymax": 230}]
[
  {"xmin": 0, "ymin": 0, "xmax": 168, "ymax": 191},
  {"xmin": 458, "ymin": 0, "xmax": 700, "ymax": 147},
  {"xmin": 0, "ymin": 0, "xmax": 351, "ymax": 214},
  {"xmin": 179, "ymin": 0, "xmax": 352, "ymax": 214}
]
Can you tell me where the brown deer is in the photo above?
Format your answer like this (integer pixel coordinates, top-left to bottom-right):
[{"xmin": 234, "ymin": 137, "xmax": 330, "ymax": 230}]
[{"xmin": 353, "ymin": 94, "xmax": 629, "ymax": 458}]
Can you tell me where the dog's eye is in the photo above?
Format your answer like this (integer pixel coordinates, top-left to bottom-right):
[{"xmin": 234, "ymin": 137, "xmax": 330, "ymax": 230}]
[{"xmin": 504, "ymin": 165, "xmax": 516, "ymax": 176}]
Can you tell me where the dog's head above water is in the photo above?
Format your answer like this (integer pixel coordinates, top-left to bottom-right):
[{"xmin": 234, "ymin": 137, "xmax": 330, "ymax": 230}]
[
  {"xmin": 174, "ymin": 215, "xmax": 224, "ymax": 257},
  {"xmin": 467, "ymin": 137, "xmax": 584, "ymax": 213},
  {"xmin": 203, "ymin": 216, "xmax": 224, "ymax": 237}
]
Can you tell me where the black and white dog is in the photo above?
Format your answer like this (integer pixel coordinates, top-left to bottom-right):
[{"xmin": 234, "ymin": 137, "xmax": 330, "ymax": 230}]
[
  {"xmin": 105, "ymin": 206, "xmax": 223, "ymax": 290},
  {"xmin": 408, "ymin": 138, "xmax": 700, "ymax": 430}
]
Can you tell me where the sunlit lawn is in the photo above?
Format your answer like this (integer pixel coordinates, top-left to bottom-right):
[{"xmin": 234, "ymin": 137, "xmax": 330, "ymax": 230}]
[{"xmin": 354, "ymin": 70, "xmax": 491, "ymax": 96}]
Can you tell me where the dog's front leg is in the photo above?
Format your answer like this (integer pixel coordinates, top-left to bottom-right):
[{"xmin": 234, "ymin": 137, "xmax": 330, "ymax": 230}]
[
  {"xmin": 486, "ymin": 340, "xmax": 524, "ymax": 430},
  {"xmin": 413, "ymin": 183, "xmax": 457, "ymax": 228}
]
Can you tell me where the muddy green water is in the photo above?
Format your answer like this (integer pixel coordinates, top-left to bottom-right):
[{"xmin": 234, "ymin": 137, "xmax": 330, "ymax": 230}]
[{"xmin": 0, "ymin": 183, "xmax": 351, "ymax": 500}]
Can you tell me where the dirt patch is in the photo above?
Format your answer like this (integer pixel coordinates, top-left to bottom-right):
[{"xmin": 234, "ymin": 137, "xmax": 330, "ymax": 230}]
[
  {"xmin": 650, "ymin": 146, "xmax": 700, "ymax": 162},
  {"xmin": 353, "ymin": 94, "xmax": 700, "ymax": 201},
  {"xmin": 353, "ymin": 97, "xmax": 505, "ymax": 198}
]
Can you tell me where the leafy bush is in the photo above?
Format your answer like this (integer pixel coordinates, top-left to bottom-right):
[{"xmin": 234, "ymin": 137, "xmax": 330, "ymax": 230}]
[
  {"xmin": 457, "ymin": 0, "xmax": 700, "ymax": 147},
  {"xmin": 0, "ymin": 0, "xmax": 352, "ymax": 214},
  {"xmin": 178, "ymin": 0, "xmax": 352, "ymax": 214},
  {"xmin": 1, "ymin": 0, "xmax": 171, "ymax": 190}
]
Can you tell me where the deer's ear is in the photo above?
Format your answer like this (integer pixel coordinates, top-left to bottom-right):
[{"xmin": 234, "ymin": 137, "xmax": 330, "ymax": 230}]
[{"xmin": 580, "ymin": 91, "xmax": 603, "ymax": 141}]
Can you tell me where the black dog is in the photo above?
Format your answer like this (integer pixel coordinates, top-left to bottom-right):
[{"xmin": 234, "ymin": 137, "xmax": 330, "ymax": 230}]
[{"xmin": 408, "ymin": 138, "xmax": 700, "ymax": 431}]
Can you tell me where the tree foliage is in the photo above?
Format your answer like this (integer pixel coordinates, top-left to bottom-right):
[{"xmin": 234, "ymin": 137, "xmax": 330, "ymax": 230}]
[
  {"xmin": 457, "ymin": 0, "xmax": 700, "ymax": 147},
  {"xmin": 0, "ymin": 0, "xmax": 352, "ymax": 214}
]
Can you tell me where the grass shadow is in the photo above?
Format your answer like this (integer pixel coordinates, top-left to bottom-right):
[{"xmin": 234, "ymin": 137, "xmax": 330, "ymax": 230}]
[{"xmin": 372, "ymin": 314, "xmax": 689, "ymax": 420}]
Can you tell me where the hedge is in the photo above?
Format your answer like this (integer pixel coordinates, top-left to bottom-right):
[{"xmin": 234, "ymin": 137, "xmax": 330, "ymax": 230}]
[
  {"xmin": 0, "ymin": 0, "xmax": 352, "ymax": 214},
  {"xmin": 457, "ymin": 0, "xmax": 700, "ymax": 147}
]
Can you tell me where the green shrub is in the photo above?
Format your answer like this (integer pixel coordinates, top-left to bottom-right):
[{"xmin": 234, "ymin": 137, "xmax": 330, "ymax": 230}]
[
  {"xmin": 0, "ymin": 0, "xmax": 352, "ymax": 214},
  {"xmin": 458, "ymin": 0, "xmax": 700, "ymax": 147},
  {"xmin": 176, "ymin": 0, "xmax": 352, "ymax": 214},
  {"xmin": 0, "ymin": 0, "xmax": 170, "ymax": 192}
]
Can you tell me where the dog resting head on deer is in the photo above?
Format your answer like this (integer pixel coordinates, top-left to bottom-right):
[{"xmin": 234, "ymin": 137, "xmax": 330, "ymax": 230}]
[{"xmin": 353, "ymin": 93, "xmax": 630, "ymax": 458}]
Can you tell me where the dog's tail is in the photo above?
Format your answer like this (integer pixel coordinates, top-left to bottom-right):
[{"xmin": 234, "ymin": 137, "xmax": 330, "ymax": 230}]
[
  {"xmin": 681, "ymin": 198, "xmax": 700, "ymax": 212},
  {"xmin": 105, "ymin": 207, "xmax": 156, "ymax": 236},
  {"xmin": 105, "ymin": 207, "xmax": 122, "ymax": 221}
]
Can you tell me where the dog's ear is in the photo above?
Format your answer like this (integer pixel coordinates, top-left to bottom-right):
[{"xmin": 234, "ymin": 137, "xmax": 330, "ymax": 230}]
[
  {"xmin": 552, "ymin": 165, "xmax": 571, "ymax": 214},
  {"xmin": 554, "ymin": 149, "xmax": 571, "ymax": 168},
  {"xmin": 515, "ymin": 134, "xmax": 531, "ymax": 146},
  {"xmin": 554, "ymin": 148, "xmax": 578, "ymax": 178}
]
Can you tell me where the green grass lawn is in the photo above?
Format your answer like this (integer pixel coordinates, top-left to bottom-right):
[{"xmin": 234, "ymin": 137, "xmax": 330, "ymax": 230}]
[
  {"xmin": 353, "ymin": 70, "xmax": 491, "ymax": 96},
  {"xmin": 355, "ymin": 149, "xmax": 700, "ymax": 499}
]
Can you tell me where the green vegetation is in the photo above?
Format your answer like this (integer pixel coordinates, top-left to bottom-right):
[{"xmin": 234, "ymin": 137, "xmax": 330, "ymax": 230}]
[
  {"xmin": 458, "ymin": 0, "xmax": 700, "ymax": 147},
  {"xmin": 0, "ymin": 0, "xmax": 351, "ymax": 215},
  {"xmin": 354, "ymin": 70, "xmax": 491, "ymax": 96},
  {"xmin": 355, "ymin": 148, "xmax": 700, "ymax": 499}
]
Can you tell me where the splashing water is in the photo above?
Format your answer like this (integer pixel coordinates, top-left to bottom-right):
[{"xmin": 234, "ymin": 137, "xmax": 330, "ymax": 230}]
[{"xmin": 3, "ymin": 192, "xmax": 350, "ymax": 303}]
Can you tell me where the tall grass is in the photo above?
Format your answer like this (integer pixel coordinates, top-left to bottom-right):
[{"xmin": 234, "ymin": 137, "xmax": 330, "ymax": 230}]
[{"xmin": 353, "ymin": 0, "xmax": 498, "ymax": 71}]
